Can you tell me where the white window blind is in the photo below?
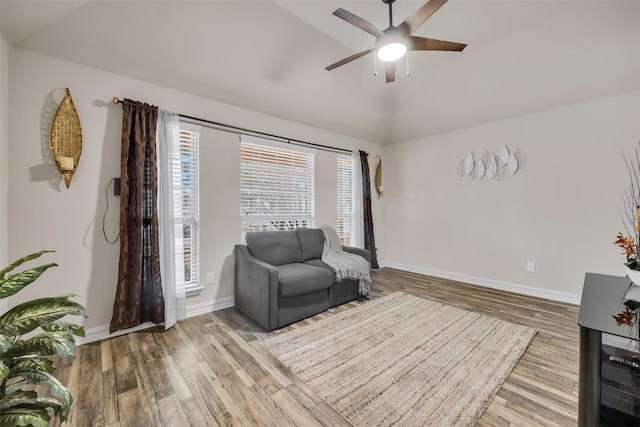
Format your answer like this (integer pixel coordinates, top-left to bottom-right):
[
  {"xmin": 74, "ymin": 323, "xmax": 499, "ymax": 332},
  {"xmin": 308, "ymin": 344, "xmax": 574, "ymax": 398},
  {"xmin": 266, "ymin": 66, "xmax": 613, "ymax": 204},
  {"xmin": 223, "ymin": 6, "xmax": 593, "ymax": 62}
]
[
  {"xmin": 337, "ymin": 154, "xmax": 352, "ymax": 245},
  {"xmin": 174, "ymin": 124, "xmax": 199, "ymax": 292},
  {"xmin": 241, "ymin": 137, "xmax": 315, "ymax": 240}
]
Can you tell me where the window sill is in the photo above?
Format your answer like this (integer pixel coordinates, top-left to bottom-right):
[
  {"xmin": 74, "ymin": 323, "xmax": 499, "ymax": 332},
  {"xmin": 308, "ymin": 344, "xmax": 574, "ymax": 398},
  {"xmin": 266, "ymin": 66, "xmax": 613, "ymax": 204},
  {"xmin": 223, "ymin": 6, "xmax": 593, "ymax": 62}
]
[{"xmin": 185, "ymin": 285, "xmax": 204, "ymax": 298}]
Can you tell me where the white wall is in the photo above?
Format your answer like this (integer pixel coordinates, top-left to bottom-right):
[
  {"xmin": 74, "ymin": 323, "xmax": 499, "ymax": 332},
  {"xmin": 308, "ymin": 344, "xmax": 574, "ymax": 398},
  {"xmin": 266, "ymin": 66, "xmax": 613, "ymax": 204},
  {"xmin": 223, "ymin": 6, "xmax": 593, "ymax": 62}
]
[
  {"xmin": 384, "ymin": 91, "xmax": 640, "ymax": 299},
  {"xmin": 0, "ymin": 30, "xmax": 8, "ymax": 320},
  {"xmin": 7, "ymin": 49, "xmax": 384, "ymax": 334},
  {"xmin": 0, "ymin": 33, "xmax": 8, "ymax": 272}
]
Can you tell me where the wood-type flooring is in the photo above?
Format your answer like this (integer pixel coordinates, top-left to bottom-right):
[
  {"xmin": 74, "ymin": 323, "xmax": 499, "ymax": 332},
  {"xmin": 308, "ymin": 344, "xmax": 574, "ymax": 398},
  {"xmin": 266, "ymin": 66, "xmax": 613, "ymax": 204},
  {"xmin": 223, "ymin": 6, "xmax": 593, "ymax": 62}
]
[{"xmin": 53, "ymin": 268, "xmax": 581, "ymax": 426}]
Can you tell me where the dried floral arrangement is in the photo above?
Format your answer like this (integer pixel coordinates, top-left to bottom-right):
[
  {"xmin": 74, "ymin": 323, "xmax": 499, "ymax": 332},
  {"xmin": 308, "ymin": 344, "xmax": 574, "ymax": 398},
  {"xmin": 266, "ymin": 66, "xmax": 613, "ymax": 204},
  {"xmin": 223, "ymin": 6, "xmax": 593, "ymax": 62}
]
[
  {"xmin": 614, "ymin": 145, "xmax": 640, "ymax": 271},
  {"xmin": 613, "ymin": 144, "xmax": 640, "ymax": 340}
]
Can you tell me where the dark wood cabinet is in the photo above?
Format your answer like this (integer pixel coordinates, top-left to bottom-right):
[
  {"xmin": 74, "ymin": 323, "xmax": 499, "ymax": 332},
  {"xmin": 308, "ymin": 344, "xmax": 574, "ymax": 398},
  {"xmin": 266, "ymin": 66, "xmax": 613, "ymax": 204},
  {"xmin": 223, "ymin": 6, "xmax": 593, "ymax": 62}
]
[{"xmin": 578, "ymin": 273, "xmax": 640, "ymax": 426}]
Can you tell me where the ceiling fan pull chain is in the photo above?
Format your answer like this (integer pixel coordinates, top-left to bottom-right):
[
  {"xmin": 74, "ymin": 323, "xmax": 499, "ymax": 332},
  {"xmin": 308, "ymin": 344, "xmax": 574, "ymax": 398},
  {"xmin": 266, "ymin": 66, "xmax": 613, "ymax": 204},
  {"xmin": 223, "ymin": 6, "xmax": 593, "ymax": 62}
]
[
  {"xmin": 374, "ymin": 54, "xmax": 378, "ymax": 76},
  {"xmin": 406, "ymin": 53, "xmax": 410, "ymax": 76}
]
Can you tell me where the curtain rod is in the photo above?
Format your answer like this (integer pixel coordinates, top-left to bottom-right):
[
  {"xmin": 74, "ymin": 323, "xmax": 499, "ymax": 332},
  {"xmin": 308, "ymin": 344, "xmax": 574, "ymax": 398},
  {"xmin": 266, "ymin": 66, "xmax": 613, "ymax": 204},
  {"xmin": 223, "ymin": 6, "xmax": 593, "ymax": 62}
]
[{"xmin": 111, "ymin": 97, "xmax": 352, "ymax": 154}]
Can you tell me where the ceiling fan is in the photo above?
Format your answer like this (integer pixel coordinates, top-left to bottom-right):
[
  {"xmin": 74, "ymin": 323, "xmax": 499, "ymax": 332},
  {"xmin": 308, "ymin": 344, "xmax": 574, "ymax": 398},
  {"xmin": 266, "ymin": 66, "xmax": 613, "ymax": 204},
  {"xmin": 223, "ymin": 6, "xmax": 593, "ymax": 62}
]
[{"xmin": 325, "ymin": 0, "xmax": 466, "ymax": 83}]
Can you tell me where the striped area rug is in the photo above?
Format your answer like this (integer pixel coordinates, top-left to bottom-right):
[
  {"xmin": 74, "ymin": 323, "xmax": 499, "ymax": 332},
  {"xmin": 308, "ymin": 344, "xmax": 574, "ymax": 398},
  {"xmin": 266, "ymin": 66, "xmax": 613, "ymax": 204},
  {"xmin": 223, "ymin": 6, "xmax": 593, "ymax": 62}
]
[{"xmin": 261, "ymin": 291, "xmax": 537, "ymax": 426}]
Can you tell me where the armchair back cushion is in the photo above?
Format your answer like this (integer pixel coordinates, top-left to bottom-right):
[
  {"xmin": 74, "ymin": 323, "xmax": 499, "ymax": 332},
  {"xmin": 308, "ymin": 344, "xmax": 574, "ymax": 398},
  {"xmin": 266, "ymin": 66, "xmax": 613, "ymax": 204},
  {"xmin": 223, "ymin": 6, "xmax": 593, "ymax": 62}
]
[
  {"xmin": 245, "ymin": 230, "xmax": 302, "ymax": 266},
  {"xmin": 296, "ymin": 228, "xmax": 325, "ymax": 261}
]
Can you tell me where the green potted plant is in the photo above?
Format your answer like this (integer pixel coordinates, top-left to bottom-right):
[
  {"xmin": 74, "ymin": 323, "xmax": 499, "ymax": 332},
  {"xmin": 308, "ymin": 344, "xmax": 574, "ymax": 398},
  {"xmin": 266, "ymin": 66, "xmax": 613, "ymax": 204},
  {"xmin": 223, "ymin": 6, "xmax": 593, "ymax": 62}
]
[{"xmin": 0, "ymin": 250, "xmax": 87, "ymax": 427}]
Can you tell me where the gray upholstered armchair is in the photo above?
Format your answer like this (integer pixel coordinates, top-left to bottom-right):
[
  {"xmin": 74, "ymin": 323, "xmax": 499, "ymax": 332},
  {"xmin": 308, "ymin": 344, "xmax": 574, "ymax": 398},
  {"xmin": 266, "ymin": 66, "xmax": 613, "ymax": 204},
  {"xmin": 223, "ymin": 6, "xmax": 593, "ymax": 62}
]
[{"xmin": 234, "ymin": 228, "xmax": 371, "ymax": 330}]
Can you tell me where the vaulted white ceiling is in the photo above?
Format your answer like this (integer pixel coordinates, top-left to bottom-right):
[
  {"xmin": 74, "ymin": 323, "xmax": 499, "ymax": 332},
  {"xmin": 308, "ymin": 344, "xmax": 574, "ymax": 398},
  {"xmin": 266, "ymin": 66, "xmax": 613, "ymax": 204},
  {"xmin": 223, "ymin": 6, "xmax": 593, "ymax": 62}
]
[{"xmin": 2, "ymin": 0, "xmax": 639, "ymax": 145}]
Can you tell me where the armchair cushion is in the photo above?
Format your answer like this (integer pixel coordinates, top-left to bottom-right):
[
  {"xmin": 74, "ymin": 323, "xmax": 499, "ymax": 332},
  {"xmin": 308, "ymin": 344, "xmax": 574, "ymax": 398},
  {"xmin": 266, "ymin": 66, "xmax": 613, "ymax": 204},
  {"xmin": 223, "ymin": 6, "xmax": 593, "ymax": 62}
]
[
  {"xmin": 303, "ymin": 258, "xmax": 335, "ymax": 274},
  {"xmin": 245, "ymin": 230, "xmax": 302, "ymax": 266},
  {"xmin": 296, "ymin": 228, "xmax": 324, "ymax": 261},
  {"xmin": 277, "ymin": 263, "xmax": 333, "ymax": 297}
]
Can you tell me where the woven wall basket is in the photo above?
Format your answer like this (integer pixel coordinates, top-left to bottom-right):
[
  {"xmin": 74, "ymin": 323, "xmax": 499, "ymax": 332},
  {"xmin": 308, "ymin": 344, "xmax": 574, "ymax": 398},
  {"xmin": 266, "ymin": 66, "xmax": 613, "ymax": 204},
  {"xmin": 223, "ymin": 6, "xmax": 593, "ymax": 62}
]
[
  {"xmin": 49, "ymin": 88, "xmax": 82, "ymax": 188},
  {"xmin": 375, "ymin": 155, "xmax": 383, "ymax": 199}
]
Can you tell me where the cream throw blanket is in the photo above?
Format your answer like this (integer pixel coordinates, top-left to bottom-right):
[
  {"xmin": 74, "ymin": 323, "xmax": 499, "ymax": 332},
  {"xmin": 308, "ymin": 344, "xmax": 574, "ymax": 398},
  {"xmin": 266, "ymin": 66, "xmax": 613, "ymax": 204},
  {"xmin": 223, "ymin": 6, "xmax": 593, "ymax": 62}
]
[{"xmin": 319, "ymin": 225, "xmax": 372, "ymax": 297}]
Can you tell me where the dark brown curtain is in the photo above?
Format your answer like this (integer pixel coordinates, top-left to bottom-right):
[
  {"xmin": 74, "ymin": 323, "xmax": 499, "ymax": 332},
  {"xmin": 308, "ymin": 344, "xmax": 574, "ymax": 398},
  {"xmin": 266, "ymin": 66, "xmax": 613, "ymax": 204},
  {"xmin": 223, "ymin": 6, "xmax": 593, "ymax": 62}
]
[
  {"xmin": 110, "ymin": 99, "xmax": 165, "ymax": 333},
  {"xmin": 359, "ymin": 150, "xmax": 379, "ymax": 269}
]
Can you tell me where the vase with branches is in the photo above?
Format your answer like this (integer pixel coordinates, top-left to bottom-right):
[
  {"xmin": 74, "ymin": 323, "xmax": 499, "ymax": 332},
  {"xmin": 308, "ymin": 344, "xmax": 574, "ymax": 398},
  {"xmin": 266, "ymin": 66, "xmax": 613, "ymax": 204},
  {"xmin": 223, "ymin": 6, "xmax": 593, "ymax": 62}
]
[
  {"xmin": 612, "ymin": 144, "xmax": 640, "ymax": 345},
  {"xmin": 614, "ymin": 145, "xmax": 640, "ymax": 276}
]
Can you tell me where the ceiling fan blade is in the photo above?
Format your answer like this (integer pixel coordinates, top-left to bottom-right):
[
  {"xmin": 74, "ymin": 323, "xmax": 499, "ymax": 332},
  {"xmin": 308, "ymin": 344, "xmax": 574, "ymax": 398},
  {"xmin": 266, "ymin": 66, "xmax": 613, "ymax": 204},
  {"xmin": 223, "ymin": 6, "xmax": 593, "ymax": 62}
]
[
  {"xmin": 400, "ymin": 0, "xmax": 448, "ymax": 35},
  {"xmin": 333, "ymin": 8, "xmax": 385, "ymax": 38},
  {"xmin": 409, "ymin": 36, "xmax": 466, "ymax": 51},
  {"xmin": 384, "ymin": 62, "xmax": 396, "ymax": 83},
  {"xmin": 325, "ymin": 49, "xmax": 375, "ymax": 71}
]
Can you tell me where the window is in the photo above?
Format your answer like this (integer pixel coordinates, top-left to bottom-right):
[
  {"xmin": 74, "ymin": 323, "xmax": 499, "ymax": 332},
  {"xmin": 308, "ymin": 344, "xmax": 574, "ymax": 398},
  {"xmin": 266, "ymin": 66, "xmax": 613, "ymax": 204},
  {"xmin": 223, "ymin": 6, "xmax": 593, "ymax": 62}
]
[
  {"xmin": 174, "ymin": 124, "xmax": 200, "ymax": 295},
  {"xmin": 337, "ymin": 154, "xmax": 352, "ymax": 245},
  {"xmin": 241, "ymin": 136, "xmax": 315, "ymax": 240}
]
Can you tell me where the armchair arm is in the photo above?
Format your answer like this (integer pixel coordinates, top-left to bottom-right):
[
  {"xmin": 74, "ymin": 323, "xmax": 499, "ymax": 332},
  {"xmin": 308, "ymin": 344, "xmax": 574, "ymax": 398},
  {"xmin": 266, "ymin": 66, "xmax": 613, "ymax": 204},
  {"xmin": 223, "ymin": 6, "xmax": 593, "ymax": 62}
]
[
  {"xmin": 234, "ymin": 245, "xmax": 279, "ymax": 330},
  {"xmin": 342, "ymin": 246, "xmax": 371, "ymax": 266}
]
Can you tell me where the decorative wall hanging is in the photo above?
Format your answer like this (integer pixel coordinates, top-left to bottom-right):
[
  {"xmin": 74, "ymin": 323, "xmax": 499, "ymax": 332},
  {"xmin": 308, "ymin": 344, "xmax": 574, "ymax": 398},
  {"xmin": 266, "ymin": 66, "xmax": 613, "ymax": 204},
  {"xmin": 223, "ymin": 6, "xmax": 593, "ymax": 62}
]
[
  {"xmin": 375, "ymin": 155, "xmax": 383, "ymax": 198},
  {"xmin": 49, "ymin": 88, "xmax": 82, "ymax": 188},
  {"xmin": 457, "ymin": 145, "xmax": 526, "ymax": 181}
]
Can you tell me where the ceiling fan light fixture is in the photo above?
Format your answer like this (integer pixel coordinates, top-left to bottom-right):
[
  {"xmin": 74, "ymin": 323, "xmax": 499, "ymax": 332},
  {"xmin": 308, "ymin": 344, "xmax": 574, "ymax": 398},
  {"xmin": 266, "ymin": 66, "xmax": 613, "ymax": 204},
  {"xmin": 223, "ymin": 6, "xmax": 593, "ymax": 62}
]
[
  {"xmin": 376, "ymin": 41, "xmax": 407, "ymax": 62},
  {"xmin": 325, "ymin": 0, "xmax": 466, "ymax": 83}
]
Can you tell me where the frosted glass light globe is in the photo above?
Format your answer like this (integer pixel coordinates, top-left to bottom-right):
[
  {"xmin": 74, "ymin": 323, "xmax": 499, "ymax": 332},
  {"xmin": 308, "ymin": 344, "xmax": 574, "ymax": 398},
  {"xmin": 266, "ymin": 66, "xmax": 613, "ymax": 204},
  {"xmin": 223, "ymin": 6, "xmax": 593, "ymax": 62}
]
[{"xmin": 376, "ymin": 42, "xmax": 407, "ymax": 62}]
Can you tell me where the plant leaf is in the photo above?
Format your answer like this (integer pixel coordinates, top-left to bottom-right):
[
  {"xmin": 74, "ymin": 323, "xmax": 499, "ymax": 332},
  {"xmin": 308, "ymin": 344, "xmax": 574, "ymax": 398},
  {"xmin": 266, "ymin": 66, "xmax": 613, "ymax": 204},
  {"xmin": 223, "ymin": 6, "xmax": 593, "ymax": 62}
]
[
  {"xmin": 41, "ymin": 321, "xmax": 85, "ymax": 337},
  {"xmin": 0, "ymin": 335, "xmax": 12, "ymax": 355},
  {"xmin": 0, "ymin": 251, "xmax": 54, "ymax": 280},
  {"xmin": 0, "ymin": 405, "xmax": 50, "ymax": 427},
  {"xmin": 0, "ymin": 263, "xmax": 58, "ymax": 300},
  {"xmin": 6, "ymin": 357, "xmax": 55, "ymax": 376},
  {"xmin": 6, "ymin": 368, "xmax": 72, "ymax": 421},
  {"xmin": 3, "ymin": 380, "xmax": 27, "ymax": 397},
  {"xmin": 33, "ymin": 397, "xmax": 62, "ymax": 417},
  {"xmin": 5, "ymin": 331, "xmax": 76, "ymax": 364},
  {"xmin": 0, "ymin": 360, "xmax": 9, "ymax": 388},
  {"xmin": 0, "ymin": 399, "xmax": 65, "ymax": 423},
  {"xmin": 0, "ymin": 296, "xmax": 87, "ymax": 336},
  {"xmin": 0, "ymin": 390, "xmax": 37, "ymax": 412}
]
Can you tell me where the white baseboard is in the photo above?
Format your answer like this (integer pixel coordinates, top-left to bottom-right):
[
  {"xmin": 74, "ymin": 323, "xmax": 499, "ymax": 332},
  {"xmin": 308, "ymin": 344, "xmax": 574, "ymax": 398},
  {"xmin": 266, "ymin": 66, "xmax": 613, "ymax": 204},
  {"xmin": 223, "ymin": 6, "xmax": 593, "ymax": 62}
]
[
  {"xmin": 185, "ymin": 296, "xmax": 235, "ymax": 318},
  {"xmin": 380, "ymin": 260, "xmax": 581, "ymax": 306},
  {"xmin": 75, "ymin": 296, "xmax": 235, "ymax": 346},
  {"xmin": 76, "ymin": 322, "xmax": 160, "ymax": 346}
]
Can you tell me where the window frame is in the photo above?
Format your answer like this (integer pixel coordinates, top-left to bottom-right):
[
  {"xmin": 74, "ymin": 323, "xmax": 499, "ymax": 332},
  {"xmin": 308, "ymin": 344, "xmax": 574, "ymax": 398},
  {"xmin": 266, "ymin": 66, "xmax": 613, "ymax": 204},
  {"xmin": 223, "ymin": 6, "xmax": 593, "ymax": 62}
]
[
  {"xmin": 240, "ymin": 135, "xmax": 315, "ymax": 241},
  {"xmin": 174, "ymin": 123, "xmax": 201, "ymax": 297},
  {"xmin": 336, "ymin": 153, "xmax": 353, "ymax": 246}
]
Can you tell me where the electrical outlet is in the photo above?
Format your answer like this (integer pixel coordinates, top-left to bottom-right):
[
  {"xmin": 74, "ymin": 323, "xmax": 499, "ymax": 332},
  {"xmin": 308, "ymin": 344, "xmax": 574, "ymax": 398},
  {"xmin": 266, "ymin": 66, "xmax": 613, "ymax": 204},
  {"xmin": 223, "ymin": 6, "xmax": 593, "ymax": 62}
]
[
  {"xmin": 206, "ymin": 272, "xmax": 215, "ymax": 284},
  {"xmin": 526, "ymin": 262, "xmax": 535, "ymax": 273}
]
